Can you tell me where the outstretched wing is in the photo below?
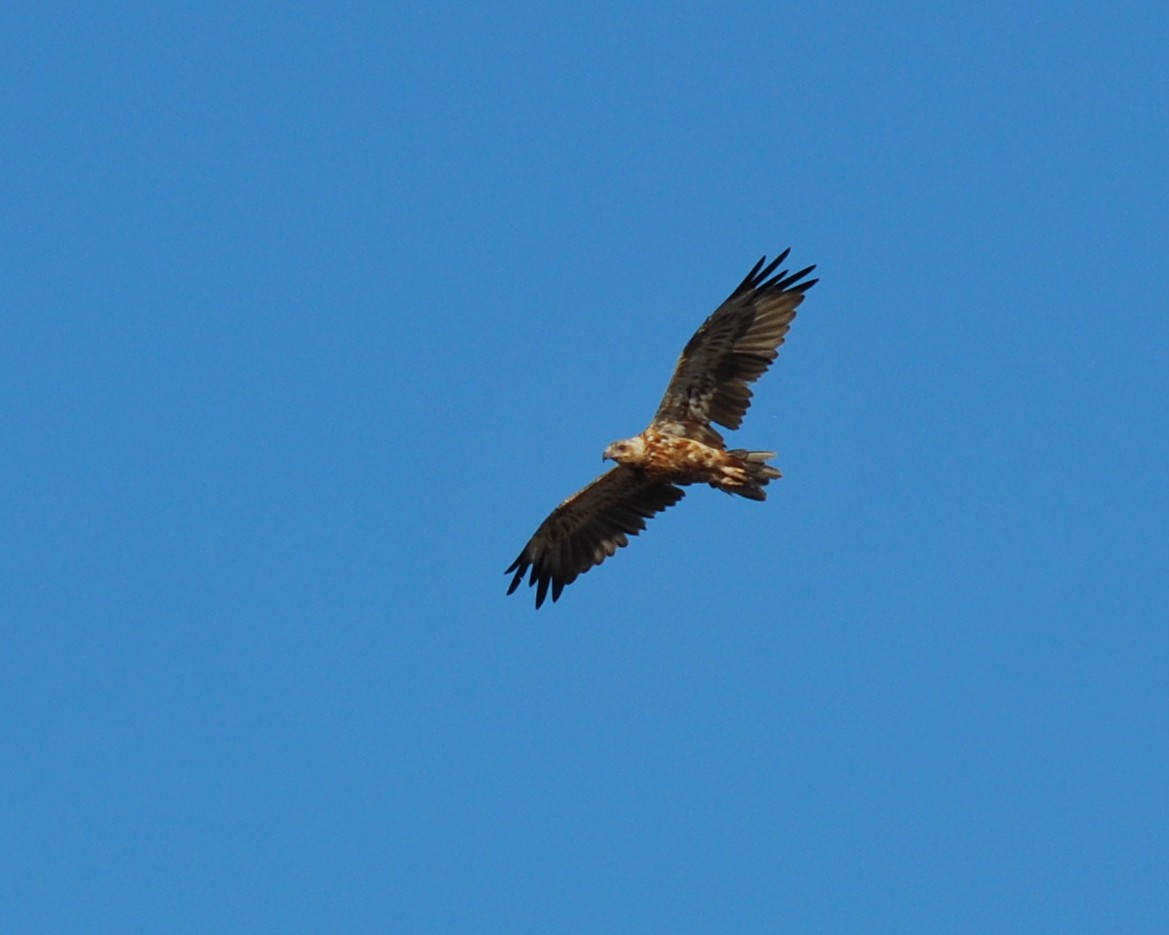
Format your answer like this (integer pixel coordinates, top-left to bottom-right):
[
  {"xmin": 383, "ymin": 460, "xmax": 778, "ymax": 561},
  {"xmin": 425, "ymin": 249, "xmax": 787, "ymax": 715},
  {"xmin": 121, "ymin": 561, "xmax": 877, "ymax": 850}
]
[
  {"xmin": 505, "ymin": 466, "xmax": 685, "ymax": 609},
  {"xmin": 652, "ymin": 250, "xmax": 817, "ymax": 445}
]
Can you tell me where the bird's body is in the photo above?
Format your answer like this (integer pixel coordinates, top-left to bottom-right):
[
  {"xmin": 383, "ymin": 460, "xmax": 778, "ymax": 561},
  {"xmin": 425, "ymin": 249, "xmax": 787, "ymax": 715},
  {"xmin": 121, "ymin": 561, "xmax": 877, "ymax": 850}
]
[
  {"xmin": 506, "ymin": 251, "xmax": 817, "ymax": 608},
  {"xmin": 604, "ymin": 430, "xmax": 778, "ymax": 497}
]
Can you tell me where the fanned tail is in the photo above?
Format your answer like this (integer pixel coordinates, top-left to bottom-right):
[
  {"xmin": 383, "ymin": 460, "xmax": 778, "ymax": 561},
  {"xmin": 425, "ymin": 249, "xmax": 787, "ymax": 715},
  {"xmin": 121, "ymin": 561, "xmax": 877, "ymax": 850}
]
[{"xmin": 727, "ymin": 449, "xmax": 782, "ymax": 501}]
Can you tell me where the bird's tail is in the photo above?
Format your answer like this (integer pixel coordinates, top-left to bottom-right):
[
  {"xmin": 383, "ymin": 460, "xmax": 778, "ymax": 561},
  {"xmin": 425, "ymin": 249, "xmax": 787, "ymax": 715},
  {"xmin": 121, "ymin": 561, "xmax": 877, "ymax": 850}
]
[{"xmin": 726, "ymin": 449, "xmax": 782, "ymax": 501}]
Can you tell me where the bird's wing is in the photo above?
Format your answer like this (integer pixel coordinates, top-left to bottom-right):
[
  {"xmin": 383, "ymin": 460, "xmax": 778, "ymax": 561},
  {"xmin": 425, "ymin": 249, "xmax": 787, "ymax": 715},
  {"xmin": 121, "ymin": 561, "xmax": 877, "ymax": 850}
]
[
  {"xmin": 505, "ymin": 465, "xmax": 685, "ymax": 608},
  {"xmin": 651, "ymin": 251, "xmax": 817, "ymax": 445}
]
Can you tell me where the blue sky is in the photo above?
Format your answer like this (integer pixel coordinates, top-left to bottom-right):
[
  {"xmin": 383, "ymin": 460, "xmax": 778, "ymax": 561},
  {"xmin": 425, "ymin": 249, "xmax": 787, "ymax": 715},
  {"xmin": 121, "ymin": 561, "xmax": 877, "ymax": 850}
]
[{"xmin": 4, "ymin": 2, "xmax": 1168, "ymax": 931}]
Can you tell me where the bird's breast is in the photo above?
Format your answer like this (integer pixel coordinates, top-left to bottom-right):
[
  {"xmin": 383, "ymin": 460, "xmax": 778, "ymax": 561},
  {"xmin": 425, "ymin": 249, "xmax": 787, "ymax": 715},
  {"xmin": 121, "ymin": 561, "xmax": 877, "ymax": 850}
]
[{"xmin": 639, "ymin": 429, "xmax": 727, "ymax": 478}]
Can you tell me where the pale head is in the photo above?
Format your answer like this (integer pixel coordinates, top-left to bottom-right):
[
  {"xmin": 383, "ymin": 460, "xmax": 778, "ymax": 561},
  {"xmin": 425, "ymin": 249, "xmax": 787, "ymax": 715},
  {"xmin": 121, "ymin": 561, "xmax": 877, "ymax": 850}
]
[{"xmin": 602, "ymin": 435, "xmax": 648, "ymax": 465}]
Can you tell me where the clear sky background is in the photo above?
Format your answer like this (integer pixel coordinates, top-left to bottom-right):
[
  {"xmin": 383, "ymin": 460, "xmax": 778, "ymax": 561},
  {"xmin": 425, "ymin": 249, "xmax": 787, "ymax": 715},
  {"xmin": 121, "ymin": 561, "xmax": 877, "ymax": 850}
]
[{"xmin": 4, "ymin": 3, "xmax": 1168, "ymax": 932}]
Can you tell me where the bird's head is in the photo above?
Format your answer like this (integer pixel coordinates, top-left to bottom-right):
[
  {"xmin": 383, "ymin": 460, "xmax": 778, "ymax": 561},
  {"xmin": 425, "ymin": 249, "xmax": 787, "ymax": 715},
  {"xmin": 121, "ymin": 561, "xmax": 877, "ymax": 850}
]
[{"xmin": 603, "ymin": 435, "xmax": 647, "ymax": 465}]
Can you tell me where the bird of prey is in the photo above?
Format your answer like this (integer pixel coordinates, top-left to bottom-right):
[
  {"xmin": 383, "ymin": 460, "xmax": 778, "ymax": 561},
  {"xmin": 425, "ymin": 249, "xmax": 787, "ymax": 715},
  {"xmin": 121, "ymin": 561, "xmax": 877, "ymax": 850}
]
[{"xmin": 506, "ymin": 250, "xmax": 817, "ymax": 608}]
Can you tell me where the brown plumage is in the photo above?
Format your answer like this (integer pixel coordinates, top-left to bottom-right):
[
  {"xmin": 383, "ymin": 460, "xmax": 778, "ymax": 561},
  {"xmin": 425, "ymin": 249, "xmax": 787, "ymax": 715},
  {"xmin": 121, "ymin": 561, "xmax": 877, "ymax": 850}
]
[{"xmin": 506, "ymin": 250, "xmax": 817, "ymax": 608}]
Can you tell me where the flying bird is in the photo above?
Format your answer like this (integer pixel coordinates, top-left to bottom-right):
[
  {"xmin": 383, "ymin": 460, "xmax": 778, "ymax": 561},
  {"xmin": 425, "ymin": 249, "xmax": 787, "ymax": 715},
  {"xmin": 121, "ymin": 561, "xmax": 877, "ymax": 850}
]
[{"xmin": 506, "ymin": 250, "xmax": 817, "ymax": 608}]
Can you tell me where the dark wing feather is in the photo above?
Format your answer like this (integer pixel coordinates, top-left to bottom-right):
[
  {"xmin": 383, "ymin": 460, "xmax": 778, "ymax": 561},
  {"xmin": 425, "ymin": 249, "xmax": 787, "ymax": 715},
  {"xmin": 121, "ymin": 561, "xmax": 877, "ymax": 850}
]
[
  {"xmin": 505, "ymin": 466, "xmax": 685, "ymax": 608},
  {"xmin": 652, "ymin": 250, "xmax": 817, "ymax": 445}
]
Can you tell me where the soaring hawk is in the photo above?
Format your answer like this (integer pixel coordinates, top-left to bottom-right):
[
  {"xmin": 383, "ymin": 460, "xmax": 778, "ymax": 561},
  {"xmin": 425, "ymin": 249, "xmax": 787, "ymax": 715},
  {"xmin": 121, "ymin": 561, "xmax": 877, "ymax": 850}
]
[{"xmin": 506, "ymin": 251, "xmax": 817, "ymax": 608}]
